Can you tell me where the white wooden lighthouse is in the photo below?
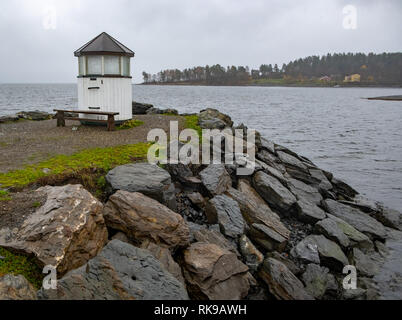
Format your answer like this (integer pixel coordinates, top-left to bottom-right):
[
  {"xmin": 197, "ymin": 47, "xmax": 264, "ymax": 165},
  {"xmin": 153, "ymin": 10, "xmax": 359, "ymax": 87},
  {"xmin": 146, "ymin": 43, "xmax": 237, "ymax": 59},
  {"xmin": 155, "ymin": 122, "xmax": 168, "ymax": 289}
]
[{"xmin": 74, "ymin": 32, "xmax": 134, "ymax": 122}]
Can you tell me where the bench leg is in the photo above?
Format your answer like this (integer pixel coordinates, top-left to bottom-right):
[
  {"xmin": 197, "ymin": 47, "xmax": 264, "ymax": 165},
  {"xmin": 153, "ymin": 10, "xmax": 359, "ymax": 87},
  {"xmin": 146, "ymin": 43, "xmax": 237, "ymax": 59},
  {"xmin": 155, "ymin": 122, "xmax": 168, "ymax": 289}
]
[
  {"xmin": 56, "ymin": 111, "xmax": 65, "ymax": 127},
  {"xmin": 107, "ymin": 115, "xmax": 115, "ymax": 131}
]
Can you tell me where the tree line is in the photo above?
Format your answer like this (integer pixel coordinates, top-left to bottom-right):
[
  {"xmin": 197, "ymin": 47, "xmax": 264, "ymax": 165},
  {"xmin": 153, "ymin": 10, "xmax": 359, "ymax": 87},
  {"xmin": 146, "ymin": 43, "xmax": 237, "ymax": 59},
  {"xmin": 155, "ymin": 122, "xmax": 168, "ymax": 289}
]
[{"xmin": 142, "ymin": 52, "xmax": 402, "ymax": 85}]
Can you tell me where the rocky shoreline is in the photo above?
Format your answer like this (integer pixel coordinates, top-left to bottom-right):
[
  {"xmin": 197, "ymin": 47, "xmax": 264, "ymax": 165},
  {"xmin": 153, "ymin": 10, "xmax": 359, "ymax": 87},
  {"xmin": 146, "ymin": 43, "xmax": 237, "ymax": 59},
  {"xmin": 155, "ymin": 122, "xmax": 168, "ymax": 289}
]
[{"xmin": 0, "ymin": 107, "xmax": 401, "ymax": 300}]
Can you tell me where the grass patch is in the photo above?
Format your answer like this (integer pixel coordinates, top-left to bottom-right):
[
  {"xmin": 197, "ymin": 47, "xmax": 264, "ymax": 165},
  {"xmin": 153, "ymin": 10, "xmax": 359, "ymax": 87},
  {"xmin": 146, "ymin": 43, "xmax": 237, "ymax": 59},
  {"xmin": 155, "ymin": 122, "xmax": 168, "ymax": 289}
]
[
  {"xmin": 117, "ymin": 119, "xmax": 144, "ymax": 130},
  {"xmin": 0, "ymin": 247, "xmax": 44, "ymax": 289},
  {"xmin": 0, "ymin": 190, "xmax": 11, "ymax": 202},
  {"xmin": 0, "ymin": 143, "xmax": 151, "ymax": 189}
]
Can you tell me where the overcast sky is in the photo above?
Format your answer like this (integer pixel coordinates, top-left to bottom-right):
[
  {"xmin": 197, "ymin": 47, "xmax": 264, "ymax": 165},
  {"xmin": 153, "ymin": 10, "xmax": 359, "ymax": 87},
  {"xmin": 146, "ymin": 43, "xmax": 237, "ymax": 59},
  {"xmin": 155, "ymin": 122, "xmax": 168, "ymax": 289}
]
[{"xmin": 0, "ymin": 0, "xmax": 401, "ymax": 83}]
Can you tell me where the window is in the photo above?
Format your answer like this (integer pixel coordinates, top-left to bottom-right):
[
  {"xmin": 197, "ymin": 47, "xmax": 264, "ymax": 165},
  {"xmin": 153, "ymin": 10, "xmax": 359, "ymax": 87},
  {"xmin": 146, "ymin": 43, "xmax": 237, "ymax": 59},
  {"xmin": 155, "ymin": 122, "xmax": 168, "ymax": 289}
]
[
  {"xmin": 122, "ymin": 57, "xmax": 130, "ymax": 76},
  {"xmin": 78, "ymin": 56, "xmax": 85, "ymax": 76},
  {"xmin": 104, "ymin": 56, "xmax": 120, "ymax": 75},
  {"xmin": 87, "ymin": 56, "xmax": 102, "ymax": 75}
]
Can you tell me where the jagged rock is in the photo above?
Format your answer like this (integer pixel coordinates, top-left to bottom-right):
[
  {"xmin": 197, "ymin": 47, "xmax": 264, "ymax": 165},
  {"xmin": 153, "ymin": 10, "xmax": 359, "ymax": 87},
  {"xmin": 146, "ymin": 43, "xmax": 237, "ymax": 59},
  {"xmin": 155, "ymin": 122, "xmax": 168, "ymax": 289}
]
[
  {"xmin": 260, "ymin": 137, "xmax": 276, "ymax": 154},
  {"xmin": 349, "ymin": 248, "xmax": 381, "ymax": 277},
  {"xmin": 309, "ymin": 169, "xmax": 333, "ymax": 191},
  {"xmin": 301, "ymin": 264, "xmax": 338, "ymax": 299},
  {"xmin": 187, "ymin": 192, "xmax": 206, "ymax": 209},
  {"xmin": 0, "ymin": 185, "xmax": 108, "ymax": 275},
  {"xmin": 326, "ymin": 214, "xmax": 373, "ymax": 249},
  {"xmin": 182, "ymin": 242, "xmax": 252, "ymax": 300},
  {"xmin": 199, "ymin": 118, "xmax": 227, "ymax": 130},
  {"xmin": 259, "ymin": 258, "xmax": 314, "ymax": 300},
  {"xmin": 277, "ymin": 151, "xmax": 308, "ymax": 173},
  {"xmin": 294, "ymin": 235, "xmax": 349, "ymax": 272},
  {"xmin": 17, "ymin": 110, "xmax": 53, "ymax": 121},
  {"xmin": 253, "ymin": 171, "xmax": 297, "ymax": 212},
  {"xmin": 295, "ymin": 200, "xmax": 327, "ymax": 224},
  {"xmin": 205, "ymin": 195, "xmax": 245, "ymax": 239},
  {"xmin": 323, "ymin": 199, "xmax": 386, "ymax": 240},
  {"xmin": 141, "ymin": 240, "xmax": 185, "ymax": 284},
  {"xmin": 239, "ymin": 235, "xmax": 264, "ymax": 271},
  {"xmin": 146, "ymin": 107, "xmax": 178, "ymax": 115},
  {"xmin": 342, "ymin": 288, "xmax": 367, "ymax": 300},
  {"xmin": 111, "ymin": 232, "xmax": 133, "ymax": 244},
  {"xmin": 291, "ymin": 237, "xmax": 321, "ymax": 265},
  {"xmin": 249, "ymin": 223, "xmax": 287, "ymax": 252},
  {"xmin": 106, "ymin": 162, "xmax": 176, "ymax": 210},
  {"xmin": 103, "ymin": 191, "xmax": 190, "ymax": 249},
  {"xmin": 257, "ymin": 150, "xmax": 285, "ymax": 172},
  {"xmin": 267, "ymin": 252, "xmax": 302, "ymax": 276},
  {"xmin": 38, "ymin": 240, "xmax": 189, "ymax": 300},
  {"xmin": 132, "ymin": 101, "xmax": 153, "ymax": 114},
  {"xmin": 263, "ymin": 164, "xmax": 287, "ymax": 184},
  {"xmin": 200, "ymin": 164, "xmax": 232, "ymax": 196},
  {"xmin": 331, "ymin": 177, "xmax": 358, "ymax": 199},
  {"xmin": 0, "ymin": 275, "xmax": 37, "ymax": 300},
  {"xmin": 193, "ymin": 227, "xmax": 239, "ymax": 256},
  {"xmin": 287, "ymin": 178, "xmax": 323, "ymax": 205},
  {"xmin": 199, "ymin": 108, "xmax": 233, "ymax": 127},
  {"xmin": 226, "ymin": 187, "xmax": 290, "ymax": 240},
  {"xmin": 0, "ymin": 115, "xmax": 19, "ymax": 123},
  {"xmin": 376, "ymin": 207, "xmax": 402, "ymax": 231},
  {"xmin": 315, "ymin": 218, "xmax": 350, "ymax": 248}
]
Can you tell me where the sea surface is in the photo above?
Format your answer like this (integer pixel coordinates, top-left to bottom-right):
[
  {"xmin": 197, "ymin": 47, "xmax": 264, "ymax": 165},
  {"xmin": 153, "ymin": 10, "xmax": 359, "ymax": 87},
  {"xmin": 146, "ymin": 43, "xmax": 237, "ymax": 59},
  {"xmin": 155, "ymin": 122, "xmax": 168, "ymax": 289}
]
[{"xmin": 1, "ymin": 83, "xmax": 401, "ymax": 210}]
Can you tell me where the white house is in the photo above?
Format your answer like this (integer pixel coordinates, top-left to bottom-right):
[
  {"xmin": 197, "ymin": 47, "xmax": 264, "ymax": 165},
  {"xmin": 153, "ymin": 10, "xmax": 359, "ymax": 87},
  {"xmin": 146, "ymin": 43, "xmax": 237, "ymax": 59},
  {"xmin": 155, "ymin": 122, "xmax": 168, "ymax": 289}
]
[{"xmin": 74, "ymin": 32, "xmax": 134, "ymax": 122}]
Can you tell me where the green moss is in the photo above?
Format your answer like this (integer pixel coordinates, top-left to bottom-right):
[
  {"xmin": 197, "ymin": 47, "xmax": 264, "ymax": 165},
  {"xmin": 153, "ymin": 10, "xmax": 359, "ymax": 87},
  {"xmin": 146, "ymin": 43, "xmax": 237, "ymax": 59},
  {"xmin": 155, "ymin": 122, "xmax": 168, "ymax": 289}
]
[
  {"xmin": 0, "ymin": 247, "xmax": 44, "ymax": 289},
  {"xmin": 0, "ymin": 143, "xmax": 151, "ymax": 189},
  {"xmin": 0, "ymin": 190, "xmax": 11, "ymax": 202},
  {"xmin": 32, "ymin": 201, "xmax": 41, "ymax": 208},
  {"xmin": 184, "ymin": 115, "xmax": 202, "ymax": 139},
  {"xmin": 162, "ymin": 113, "xmax": 178, "ymax": 116},
  {"xmin": 117, "ymin": 119, "xmax": 144, "ymax": 130}
]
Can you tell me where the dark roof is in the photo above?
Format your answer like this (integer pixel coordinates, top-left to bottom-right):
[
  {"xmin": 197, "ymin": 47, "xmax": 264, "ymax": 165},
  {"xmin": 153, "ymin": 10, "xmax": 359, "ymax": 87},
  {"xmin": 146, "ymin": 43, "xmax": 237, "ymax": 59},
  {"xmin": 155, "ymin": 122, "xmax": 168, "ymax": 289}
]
[{"xmin": 74, "ymin": 32, "xmax": 134, "ymax": 57}]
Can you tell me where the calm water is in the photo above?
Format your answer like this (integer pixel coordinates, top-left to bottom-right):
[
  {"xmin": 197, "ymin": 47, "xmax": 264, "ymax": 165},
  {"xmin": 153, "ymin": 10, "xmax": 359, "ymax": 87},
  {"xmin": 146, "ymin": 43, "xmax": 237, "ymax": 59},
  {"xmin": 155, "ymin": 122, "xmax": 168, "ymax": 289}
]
[{"xmin": 1, "ymin": 84, "xmax": 401, "ymax": 210}]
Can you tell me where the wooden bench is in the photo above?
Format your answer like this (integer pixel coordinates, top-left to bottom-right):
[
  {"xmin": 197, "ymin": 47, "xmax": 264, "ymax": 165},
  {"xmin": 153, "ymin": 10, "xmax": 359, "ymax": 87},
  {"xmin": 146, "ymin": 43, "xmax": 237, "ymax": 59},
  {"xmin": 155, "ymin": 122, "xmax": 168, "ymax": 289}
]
[{"xmin": 54, "ymin": 109, "xmax": 120, "ymax": 131}]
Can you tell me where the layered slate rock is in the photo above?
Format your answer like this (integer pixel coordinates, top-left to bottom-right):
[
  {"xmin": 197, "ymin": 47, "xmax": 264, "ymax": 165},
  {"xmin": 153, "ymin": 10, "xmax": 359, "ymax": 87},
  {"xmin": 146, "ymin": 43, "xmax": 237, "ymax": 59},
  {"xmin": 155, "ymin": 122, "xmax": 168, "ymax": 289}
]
[
  {"xmin": 205, "ymin": 195, "xmax": 245, "ymax": 239},
  {"xmin": 226, "ymin": 187, "xmax": 290, "ymax": 240},
  {"xmin": 331, "ymin": 177, "xmax": 358, "ymax": 199},
  {"xmin": 0, "ymin": 185, "xmax": 108, "ymax": 275},
  {"xmin": 193, "ymin": 228, "xmax": 239, "ymax": 256},
  {"xmin": 295, "ymin": 200, "xmax": 327, "ymax": 224},
  {"xmin": 200, "ymin": 164, "xmax": 232, "ymax": 196},
  {"xmin": 287, "ymin": 178, "xmax": 323, "ymax": 206},
  {"xmin": 259, "ymin": 258, "xmax": 314, "ymax": 300},
  {"xmin": 350, "ymin": 248, "xmax": 382, "ymax": 277},
  {"xmin": 315, "ymin": 218, "xmax": 350, "ymax": 248},
  {"xmin": 103, "ymin": 191, "xmax": 190, "ymax": 249},
  {"xmin": 141, "ymin": 240, "xmax": 185, "ymax": 284},
  {"xmin": 301, "ymin": 264, "xmax": 338, "ymax": 299},
  {"xmin": 323, "ymin": 199, "xmax": 387, "ymax": 240},
  {"xmin": 38, "ymin": 240, "xmax": 189, "ymax": 300},
  {"xmin": 105, "ymin": 163, "xmax": 176, "ymax": 209},
  {"xmin": 239, "ymin": 235, "xmax": 264, "ymax": 271},
  {"xmin": 249, "ymin": 223, "xmax": 287, "ymax": 252},
  {"xmin": 182, "ymin": 242, "xmax": 252, "ymax": 300},
  {"xmin": 309, "ymin": 169, "xmax": 333, "ymax": 191},
  {"xmin": 0, "ymin": 275, "xmax": 37, "ymax": 300},
  {"xmin": 293, "ymin": 235, "xmax": 349, "ymax": 272},
  {"xmin": 277, "ymin": 151, "xmax": 309, "ymax": 173},
  {"xmin": 253, "ymin": 171, "xmax": 297, "ymax": 212}
]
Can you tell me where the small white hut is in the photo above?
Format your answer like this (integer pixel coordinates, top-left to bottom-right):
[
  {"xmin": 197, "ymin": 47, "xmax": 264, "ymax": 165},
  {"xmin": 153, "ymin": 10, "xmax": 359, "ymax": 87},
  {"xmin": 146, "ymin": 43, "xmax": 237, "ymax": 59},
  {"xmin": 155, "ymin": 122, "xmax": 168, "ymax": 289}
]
[{"xmin": 74, "ymin": 32, "xmax": 134, "ymax": 122}]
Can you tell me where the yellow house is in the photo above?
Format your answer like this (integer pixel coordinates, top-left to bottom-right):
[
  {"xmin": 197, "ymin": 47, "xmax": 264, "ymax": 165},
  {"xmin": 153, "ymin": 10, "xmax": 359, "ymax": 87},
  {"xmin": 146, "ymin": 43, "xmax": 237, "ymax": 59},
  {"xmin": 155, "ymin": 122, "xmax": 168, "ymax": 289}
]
[{"xmin": 344, "ymin": 74, "xmax": 361, "ymax": 82}]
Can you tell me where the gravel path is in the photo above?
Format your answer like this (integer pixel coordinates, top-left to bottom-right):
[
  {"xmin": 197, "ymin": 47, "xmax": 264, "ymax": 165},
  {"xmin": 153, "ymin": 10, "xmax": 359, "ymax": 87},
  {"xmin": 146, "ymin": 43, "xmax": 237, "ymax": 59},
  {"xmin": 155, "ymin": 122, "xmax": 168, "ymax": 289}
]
[{"xmin": 0, "ymin": 115, "xmax": 185, "ymax": 173}]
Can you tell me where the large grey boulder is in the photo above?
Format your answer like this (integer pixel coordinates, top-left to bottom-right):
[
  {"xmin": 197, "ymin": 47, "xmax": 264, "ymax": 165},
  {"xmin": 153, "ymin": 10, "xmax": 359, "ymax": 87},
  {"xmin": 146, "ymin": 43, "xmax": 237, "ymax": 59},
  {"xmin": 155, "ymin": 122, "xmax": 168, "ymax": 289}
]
[
  {"xmin": 309, "ymin": 169, "xmax": 333, "ymax": 191},
  {"xmin": 199, "ymin": 118, "xmax": 226, "ymax": 130},
  {"xmin": 103, "ymin": 191, "xmax": 190, "ymax": 249},
  {"xmin": 350, "ymin": 248, "xmax": 382, "ymax": 277},
  {"xmin": 295, "ymin": 200, "xmax": 327, "ymax": 224},
  {"xmin": 287, "ymin": 178, "xmax": 323, "ymax": 206},
  {"xmin": 301, "ymin": 264, "xmax": 338, "ymax": 299},
  {"xmin": 38, "ymin": 240, "xmax": 189, "ymax": 300},
  {"xmin": 200, "ymin": 164, "xmax": 232, "ymax": 196},
  {"xmin": 17, "ymin": 110, "xmax": 53, "ymax": 121},
  {"xmin": 205, "ymin": 195, "xmax": 245, "ymax": 239},
  {"xmin": 293, "ymin": 235, "xmax": 349, "ymax": 272},
  {"xmin": 182, "ymin": 242, "xmax": 252, "ymax": 300},
  {"xmin": 106, "ymin": 163, "xmax": 176, "ymax": 210},
  {"xmin": 277, "ymin": 151, "xmax": 309, "ymax": 173},
  {"xmin": 132, "ymin": 101, "xmax": 153, "ymax": 114},
  {"xmin": 315, "ymin": 218, "xmax": 350, "ymax": 248},
  {"xmin": 199, "ymin": 108, "xmax": 233, "ymax": 127},
  {"xmin": 0, "ymin": 275, "xmax": 37, "ymax": 300},
  {"xmin": 259, "ymin": 258, "xmax": 314, "ymax": 300},
  {"xmin": 331, "ymin": 177, "xmax": 358, "ymax": 199},
  {"xmin": 323, "ymin": 199, "xmax": 387, "ymax": 240},
  {"xmin": 0, "ymin": 185, "xmax": 108, "ymax": 276},
  {"xmin": 253, "ymin": 171, "xmax": 297, "ymax": 212}
]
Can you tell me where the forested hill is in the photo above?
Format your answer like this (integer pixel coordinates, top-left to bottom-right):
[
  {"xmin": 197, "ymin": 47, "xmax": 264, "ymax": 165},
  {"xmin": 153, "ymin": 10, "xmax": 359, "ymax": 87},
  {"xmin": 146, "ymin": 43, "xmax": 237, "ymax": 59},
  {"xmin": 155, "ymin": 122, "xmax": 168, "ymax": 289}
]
[{"xmin": 142, "ymin": 52, "xmax": 402, "ymax": 86}]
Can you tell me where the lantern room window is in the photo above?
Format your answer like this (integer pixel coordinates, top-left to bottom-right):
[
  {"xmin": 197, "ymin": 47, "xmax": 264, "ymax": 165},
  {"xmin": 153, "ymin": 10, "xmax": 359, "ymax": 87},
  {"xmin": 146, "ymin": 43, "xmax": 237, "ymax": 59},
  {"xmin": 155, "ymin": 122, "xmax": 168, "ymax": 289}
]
[
  {"xmin": 104, "ymin": 56, "xmax": 120, "ymax": 75},
  {"xmin": 122, "ymin": 57, "xmax": 130, "ymax": 76},
  {"xmin": 87, "ymin": 55, "xmax": 102, "ymax": 75},
  {"xmin": 78, "ymin": 56, "xmax": 86, "ymax": 76}
]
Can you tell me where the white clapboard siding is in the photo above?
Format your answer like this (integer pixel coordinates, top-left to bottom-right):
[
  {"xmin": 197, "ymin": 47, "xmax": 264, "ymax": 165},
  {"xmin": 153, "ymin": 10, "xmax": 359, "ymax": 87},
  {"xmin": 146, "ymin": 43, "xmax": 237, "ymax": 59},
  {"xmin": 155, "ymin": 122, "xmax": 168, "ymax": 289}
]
[{"xmin": 77, "ymin": 77, "xmax": 132, "ymax": 122}]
